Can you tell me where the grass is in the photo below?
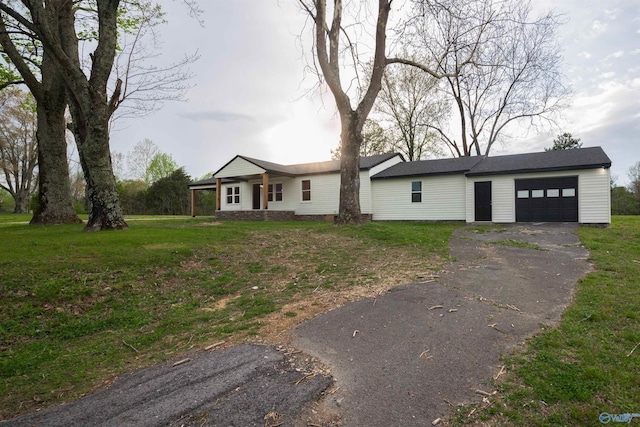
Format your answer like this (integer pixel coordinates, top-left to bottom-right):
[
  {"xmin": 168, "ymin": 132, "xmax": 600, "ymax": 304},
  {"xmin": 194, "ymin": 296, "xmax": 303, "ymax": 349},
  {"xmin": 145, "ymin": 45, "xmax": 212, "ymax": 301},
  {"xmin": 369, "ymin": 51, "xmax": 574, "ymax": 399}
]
[
  {"xmin": 456, "ymin": 216, "xmax": 640, "ymax": 426},
  {"xmin": 0, "ymin": 217, "xmax": 459, "ymax": 420}
]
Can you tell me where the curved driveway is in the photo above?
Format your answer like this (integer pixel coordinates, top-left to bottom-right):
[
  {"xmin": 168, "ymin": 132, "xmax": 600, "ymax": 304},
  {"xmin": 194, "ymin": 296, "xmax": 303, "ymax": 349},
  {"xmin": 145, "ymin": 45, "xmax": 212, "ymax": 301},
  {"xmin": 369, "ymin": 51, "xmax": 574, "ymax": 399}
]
[
  {"xmin": 4, "ymin": 223, "xmax": 590, "ymax": 427},
  {"xmin": 294, "ymin": 223, "xmax": 591, "ymax": 426}
]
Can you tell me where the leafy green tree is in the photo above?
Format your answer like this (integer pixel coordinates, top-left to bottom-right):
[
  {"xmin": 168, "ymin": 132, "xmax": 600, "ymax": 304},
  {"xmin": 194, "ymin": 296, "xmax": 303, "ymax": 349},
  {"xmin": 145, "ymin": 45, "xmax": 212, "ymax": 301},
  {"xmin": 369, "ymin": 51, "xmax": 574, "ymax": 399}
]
[
  {"xmin": 146, "ymin": 152, "xmax": 178, "ymax": 184},
  {"xmin": 146, "ymin": 168, "xmax": 191, "ymax": 215},
  {"xmin": 0, "ymin": 187, "xmax": 13, "ymax": 212},
  {"xmin": 546, "ymin": 133, "xmax": 582, "ymax": 151},
  {"xmin": 117, "ymin": 179, "xmax": 148, "ymax": 215},
  {"xmin": 611, "ymin": 186, "xmax": 639, "ymax": 215}
]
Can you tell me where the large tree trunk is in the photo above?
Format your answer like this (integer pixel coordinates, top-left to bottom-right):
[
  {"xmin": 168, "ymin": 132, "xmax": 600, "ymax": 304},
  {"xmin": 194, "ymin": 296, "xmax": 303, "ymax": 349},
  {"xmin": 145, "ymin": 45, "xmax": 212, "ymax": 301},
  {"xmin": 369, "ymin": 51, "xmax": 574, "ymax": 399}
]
[
  {"xmin": 59, "ymin": 0, "xmax": 127, "ymax": 231},
  {"xmin": 13, "ymin": 189, "xmax": 29, "ymax": 213},
  {"xmin": 336, "ymin": 111, "xmax": 364, "ymax": 224},
  {"xmin": 75, "ymin": 99, "xmax": 127, "ymax": 231},
  {"xmin": 30, "ymin": 54, "xmax": 81, "ymax": 225}
]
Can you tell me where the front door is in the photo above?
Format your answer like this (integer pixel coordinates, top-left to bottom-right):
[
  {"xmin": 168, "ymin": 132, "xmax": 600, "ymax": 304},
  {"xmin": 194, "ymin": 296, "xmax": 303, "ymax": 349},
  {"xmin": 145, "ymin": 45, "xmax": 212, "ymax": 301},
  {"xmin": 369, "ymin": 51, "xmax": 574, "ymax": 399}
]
[
  {"xmin": 474, "ymin": 181, "xmax": 492, "ymax": 221},
  {"xmin": 252, "ymin": 184, "xmax": 261, "ymax": 210}
]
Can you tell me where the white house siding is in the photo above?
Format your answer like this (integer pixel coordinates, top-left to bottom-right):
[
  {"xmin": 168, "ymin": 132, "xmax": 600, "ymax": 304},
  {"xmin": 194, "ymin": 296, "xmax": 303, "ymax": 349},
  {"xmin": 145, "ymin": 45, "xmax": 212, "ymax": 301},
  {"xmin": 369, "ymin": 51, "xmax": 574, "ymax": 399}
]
[
  {"xmin": 214, "ymin": 157, "xmax": 266, "ymax": 179},
  {"xmin": 371, "ymin": 175, "xmax": 467, "ymax": 221},
  {"xmin": 465, "ymin": 168, "xmax": 611, "ymax": 223},
  {"xmin": 219, "ymin": 182, "xmax": 252, "ymax": 211},
  {"xmin": 578, "ymin": 167, "xmax": 611, "ymax": 223},
  {"xmin": 247, "ymin": 177, "xmax": 298, "ymax": 211},
  {"xmin": 294, "ymin": 174, "xmax": 341, "ymax": 215},
  {"xmin": 359, "ymin": 171, "xmax": 373, "ymax": 214}
]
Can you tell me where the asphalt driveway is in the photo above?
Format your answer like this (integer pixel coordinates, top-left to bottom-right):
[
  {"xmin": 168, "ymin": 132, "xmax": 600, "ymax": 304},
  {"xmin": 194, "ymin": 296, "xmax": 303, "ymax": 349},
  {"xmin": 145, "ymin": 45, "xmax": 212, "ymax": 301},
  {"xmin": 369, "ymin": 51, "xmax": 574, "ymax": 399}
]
[
  {"xmin": 293, "ymin": 223, "xmax": 591, "ymax": 426},
  {"xmin": 3, "ymin": 223, "xmax": 591, "ymax": 426}
]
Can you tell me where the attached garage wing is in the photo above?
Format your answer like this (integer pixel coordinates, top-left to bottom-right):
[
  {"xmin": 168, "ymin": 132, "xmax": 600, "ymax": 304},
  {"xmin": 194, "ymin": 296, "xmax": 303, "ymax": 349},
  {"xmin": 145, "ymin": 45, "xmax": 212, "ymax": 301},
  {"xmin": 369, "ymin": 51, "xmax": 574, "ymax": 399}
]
[{"xmin": 515, "ymin": 177, "xmax": 578, "ymax": 222}]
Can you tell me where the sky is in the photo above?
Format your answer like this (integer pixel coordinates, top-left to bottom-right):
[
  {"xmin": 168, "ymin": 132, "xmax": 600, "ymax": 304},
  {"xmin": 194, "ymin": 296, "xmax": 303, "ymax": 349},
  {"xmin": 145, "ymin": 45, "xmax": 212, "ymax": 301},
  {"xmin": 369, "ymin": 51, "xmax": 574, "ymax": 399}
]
[{"xmin": 108, "ymin": 0, "xmax": 640, "ymax": 185}]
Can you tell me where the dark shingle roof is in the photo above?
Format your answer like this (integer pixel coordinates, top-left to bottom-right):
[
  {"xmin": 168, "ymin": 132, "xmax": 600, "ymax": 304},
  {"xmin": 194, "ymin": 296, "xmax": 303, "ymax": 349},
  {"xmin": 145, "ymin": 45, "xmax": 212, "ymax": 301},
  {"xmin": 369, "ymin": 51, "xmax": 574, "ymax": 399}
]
[
  {"xmin": 465, "ymin": 146, "xmax": 611, "ymax": 176},
  {"xmin": 188, "ymin": 177, "xmax": 235, "ymax": 188},
  {"xmin": 371, "ymin": 156, "xmax": 484, "ymax": 179},
  {"xmin": 372, "ymin": 147, "xmax": 611, "ymax": 179},
  {"xmin": 222, "ymin": 153, "xmax": 401, "ymax": 177}
]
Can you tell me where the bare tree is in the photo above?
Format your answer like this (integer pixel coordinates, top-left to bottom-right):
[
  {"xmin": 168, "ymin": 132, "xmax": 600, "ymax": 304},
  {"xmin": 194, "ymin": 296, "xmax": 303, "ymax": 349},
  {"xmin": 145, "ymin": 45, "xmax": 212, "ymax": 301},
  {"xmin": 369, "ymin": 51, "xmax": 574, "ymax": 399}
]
[
  {"xmin": 127, "ymin": 137, "xmax": 159, "ymax": 184},
  {"xmin": 629, "ymin": 162, "xmax": 640, "ymax": 200},
  {"xmin": 406, "ymin": 0, "xmax": 569, "ymax": 156},
  {"xmin": 107, "ymin": 2, "xmax": 199, "ymax": 125},
  {"xmin": 377, "ymin": 63, "xmax": 449, "ymax": 160},
  {"xmin": 298, "ymin": 0, "xmax": 476, "ymax": 223},
  {"xmin": 0, "ymin": 88, "xmax": 38, "ymax": 212},
  {"xmin": 298, "ymin": 0, "xmax": 394, "ymax": 224}
]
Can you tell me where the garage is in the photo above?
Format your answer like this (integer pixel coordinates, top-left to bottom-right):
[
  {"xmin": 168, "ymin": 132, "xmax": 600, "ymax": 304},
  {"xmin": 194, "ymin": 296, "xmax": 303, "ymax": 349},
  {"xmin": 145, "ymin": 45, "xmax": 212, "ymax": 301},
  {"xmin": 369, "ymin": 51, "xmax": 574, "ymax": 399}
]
[{"xmin": 515, "ymin": 177, "xmax": 578, "ymax": 222}]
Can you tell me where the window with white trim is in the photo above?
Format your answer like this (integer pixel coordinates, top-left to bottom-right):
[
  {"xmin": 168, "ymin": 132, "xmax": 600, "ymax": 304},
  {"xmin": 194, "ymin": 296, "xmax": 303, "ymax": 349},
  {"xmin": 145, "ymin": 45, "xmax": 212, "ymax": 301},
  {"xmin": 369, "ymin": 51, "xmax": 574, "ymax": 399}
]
[
  {"xmin": 562, "ymin": 188, "xmax": 576, "ymax": 197},
  {"xmin": 226, "ymin": 186, "xmax": 240, "ymax": 204},
  {"xmin": 531, "ymin": 190, "xmax": 544, "ymax": 198},
  {"xmin": 517, "ymin": 190, "xmax": 529, "ymax": 199},
  {"xmin": 301, "ymin": 180, "xmax": 311, "ymax": 201},
  {"xmin": 268, "ymin": 183, "xmax": 283, "ymax": 202},
  {"xmin": 411, "ymin": 181, "xmax": 422, "ymax": 203}
]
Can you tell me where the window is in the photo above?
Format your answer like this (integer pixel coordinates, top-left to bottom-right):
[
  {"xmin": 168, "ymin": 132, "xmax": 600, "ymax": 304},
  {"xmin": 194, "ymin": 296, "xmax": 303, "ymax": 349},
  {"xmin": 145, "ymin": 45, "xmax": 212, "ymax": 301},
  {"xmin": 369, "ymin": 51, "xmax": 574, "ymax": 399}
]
[
  {"xmin": 531, "ymin": 190, "xmax": 544, "ymax": 198},
  {"xmin": 411, "ymin": 181, "xmax": 422, "ymax": 203},
  {"xmin": 547, "ymin": 189, "xmax": 559, "ymax": 198},
  {"xmin": 226, "ymin": 186, "xmax": 240, "ymax": 204},
  {"xmin": 517, "ymin": 190, "xmax": 529, "ymax": 199},
  {"xmin": 562, "ymin": 188, "xmax": 576, "ymax": 197},
  {"xmin": 301, "ymin": 180, "xmax": 311, "ymax": 201},
  {"xmin": 268, "ymin": 183, "xmax": 283, "ymax": 202}
]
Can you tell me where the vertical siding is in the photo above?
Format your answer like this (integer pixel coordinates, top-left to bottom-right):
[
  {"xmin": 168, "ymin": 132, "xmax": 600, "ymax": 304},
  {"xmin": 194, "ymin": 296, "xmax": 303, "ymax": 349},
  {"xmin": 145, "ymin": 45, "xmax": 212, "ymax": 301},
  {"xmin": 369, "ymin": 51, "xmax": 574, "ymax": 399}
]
[
  {"xmin": 372, "ymin": 175, "xmax": 467, "ymax": 220},
  {"xmin": 465, "ymin": 168, "xmax": 611, "ymax": 223},
  {"xmin": 578, "ymin": 168, "xmax": 611, "ymax": 223},
  {"xmin": 214, "ymin": 157, "xmax": 265, "ymax": 178}
]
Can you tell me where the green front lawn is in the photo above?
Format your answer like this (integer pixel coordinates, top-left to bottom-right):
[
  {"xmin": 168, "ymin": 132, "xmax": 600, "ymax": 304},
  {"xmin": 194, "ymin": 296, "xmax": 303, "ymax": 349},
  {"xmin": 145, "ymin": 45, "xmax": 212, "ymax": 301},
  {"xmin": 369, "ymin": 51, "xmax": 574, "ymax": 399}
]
[{"xmin": 0, "ymin": 217, "xmax": 459, "ymax": 420}]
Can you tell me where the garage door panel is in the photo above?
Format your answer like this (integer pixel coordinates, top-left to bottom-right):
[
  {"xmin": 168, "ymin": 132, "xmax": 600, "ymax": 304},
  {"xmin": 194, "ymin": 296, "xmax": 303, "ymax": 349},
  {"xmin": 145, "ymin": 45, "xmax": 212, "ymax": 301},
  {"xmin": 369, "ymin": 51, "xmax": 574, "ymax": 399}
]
[{"xmin": 515, "ymin": 177, "xmax": 578, "ymax": 222}]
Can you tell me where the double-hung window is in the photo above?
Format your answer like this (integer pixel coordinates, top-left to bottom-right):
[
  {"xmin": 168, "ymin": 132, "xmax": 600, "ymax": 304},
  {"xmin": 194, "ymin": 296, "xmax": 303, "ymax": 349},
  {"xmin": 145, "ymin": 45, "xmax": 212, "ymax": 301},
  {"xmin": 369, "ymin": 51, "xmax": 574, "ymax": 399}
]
[
  {"xmin": 411, "ymin": 181, "xmax": 422, "ymax": 203},
  {"xmin": 301, "ymin": 180, "xmax": 311, "ymax": 201},
  {"xmin": 226, "ymin": 186, "xmax": 240, "ymax": 204},
  {"xmin": 268, "ymin": 183, "xmax": 283, "ymax": 202}
]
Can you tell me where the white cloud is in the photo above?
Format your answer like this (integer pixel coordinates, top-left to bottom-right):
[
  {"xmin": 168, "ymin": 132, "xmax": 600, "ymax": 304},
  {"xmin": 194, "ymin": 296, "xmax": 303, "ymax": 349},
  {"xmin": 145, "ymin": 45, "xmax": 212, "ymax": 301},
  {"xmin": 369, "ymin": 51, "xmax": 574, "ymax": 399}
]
[
  {"xmin": 599, "ymin": 71, "xmax": 616, "ymax": 79},
  {"xmin": 591, "ymin": 20, "xmax": 608, "ymax": 35},
  {"xmin": 604, "ymin": 8, "xmax": 620, "ymax": 20},
  {"xmin": 578, "ymin": 51, "xmax": 592, "ymax": 59}
]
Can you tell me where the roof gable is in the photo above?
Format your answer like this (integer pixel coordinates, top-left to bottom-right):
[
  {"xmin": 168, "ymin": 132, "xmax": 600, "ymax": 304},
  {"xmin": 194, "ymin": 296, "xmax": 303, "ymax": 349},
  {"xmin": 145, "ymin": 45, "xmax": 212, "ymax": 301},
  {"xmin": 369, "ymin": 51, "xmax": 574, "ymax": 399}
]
[
  {"xmin": 213, "ymin": 153, "xmax": 401, "ymax": 179},
  {"xmin": 213, "ymin": 155, "xmax": 267, "ymax": 179}
]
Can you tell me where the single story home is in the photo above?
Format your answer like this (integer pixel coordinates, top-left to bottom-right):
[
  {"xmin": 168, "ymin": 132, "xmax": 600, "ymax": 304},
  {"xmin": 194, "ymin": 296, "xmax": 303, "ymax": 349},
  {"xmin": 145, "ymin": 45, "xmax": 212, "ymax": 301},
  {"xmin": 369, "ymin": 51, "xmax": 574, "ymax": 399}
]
[{"xmin": 188, "ymin": 146, "xmax": 612, "ymax": 224}]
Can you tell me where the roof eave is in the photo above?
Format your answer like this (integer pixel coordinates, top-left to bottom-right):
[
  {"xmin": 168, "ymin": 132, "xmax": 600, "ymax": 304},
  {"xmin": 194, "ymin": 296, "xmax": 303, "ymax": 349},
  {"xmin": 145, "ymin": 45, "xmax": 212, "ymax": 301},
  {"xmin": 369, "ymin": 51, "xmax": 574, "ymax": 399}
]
[
  {"xmin": 371, "ymin": 169, "xmax": 470, "ymax": 180},
  {"xmin": 466, "ymin": 163, "xmax": 611, "ymax": 177}
]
